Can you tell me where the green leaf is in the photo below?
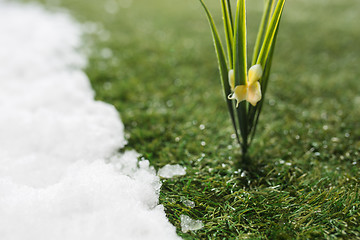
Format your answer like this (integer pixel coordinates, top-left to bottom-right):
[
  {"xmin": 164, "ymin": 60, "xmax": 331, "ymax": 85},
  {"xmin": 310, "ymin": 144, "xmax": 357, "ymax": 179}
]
[
  {"xmin": 233, "ymin": 0, "xmax": 248, "ymax": 147},
  {"xmin": 226, "ymin": 0, "xmax": 234, "ymax": 28},
  {"xmin": 221, "ymin": 0, "xmax": 234, "ymax": 66},
  {"xmin": 233, "ymin": 0, "xmax": 247, "ymax": 86},
  {"xmin": 199, "ymin": 0, "xmax": 240, "ymax": 144},
  {"xmin": 249, "ymin": 17, "xmax": 282, "ymax": 144},
  {"xmin": 248, "ymin": 0, "xmax": 276, "ymax": 132},
  {"xmin": 249, "ymin": 44, "xmax": 275, "ymax": 143},
  {"xmin": 256, "ymin": 0, "xmax": 285, "ymax": 67},
  {"xmin": 247, "ymin": 0, "xmax": 285, "ymax": 143},
  {"xmin": 251, "ymin": 0, "xmax": 275, "ymax": 66}
]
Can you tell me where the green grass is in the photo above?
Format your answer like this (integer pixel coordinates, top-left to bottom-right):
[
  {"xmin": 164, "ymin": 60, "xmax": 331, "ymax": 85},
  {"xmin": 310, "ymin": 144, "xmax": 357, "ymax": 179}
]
[{"xmin": 26, "ymin": 0, "xmax": 360, "ymax": 238}]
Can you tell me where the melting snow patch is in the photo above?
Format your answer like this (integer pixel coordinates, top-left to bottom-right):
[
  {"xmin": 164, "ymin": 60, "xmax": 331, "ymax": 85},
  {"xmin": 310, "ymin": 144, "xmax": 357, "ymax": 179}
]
[
  {"xmin": 0, "ymin": 1, "xmax": 179, "ymax": 239},
  {"xmin": 180, "ymin": 215, "xmax": 204, "ymax": 233},
  {"xmin": 158, "ymin": 164, "xmax": 186, "ymax": 178},
  {"xmin": 182, "ymin": 198, "xmax": 195, "ymax": 208}
]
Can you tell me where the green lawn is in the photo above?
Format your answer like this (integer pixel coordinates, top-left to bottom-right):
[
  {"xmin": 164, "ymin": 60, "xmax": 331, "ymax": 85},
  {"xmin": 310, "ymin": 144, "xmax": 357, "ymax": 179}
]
[{"xmin": 28, "ymin": 0, "xmax": 360, "ymax": 238}]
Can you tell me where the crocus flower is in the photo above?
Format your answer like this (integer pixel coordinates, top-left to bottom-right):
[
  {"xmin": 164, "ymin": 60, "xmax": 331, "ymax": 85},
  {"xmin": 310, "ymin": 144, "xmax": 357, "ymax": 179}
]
[{"xmin": 228, "ymin": 64, "xmax": 263, "ymax": 107}]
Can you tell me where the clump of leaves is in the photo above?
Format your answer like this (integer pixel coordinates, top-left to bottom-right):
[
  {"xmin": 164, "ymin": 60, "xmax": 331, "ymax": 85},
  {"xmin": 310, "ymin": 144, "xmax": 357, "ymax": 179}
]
[{"xmin": 199, "ymin": 0, "xmax": 286, "ymax": 160}]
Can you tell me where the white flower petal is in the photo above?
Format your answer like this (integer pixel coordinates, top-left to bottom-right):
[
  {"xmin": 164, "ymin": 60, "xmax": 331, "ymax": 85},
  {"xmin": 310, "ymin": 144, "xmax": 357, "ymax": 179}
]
[
  {"xmin": 228, "ymin": 85, "xmax": 247, "ymax": 107},
  {"xmin": 247, "ymin": 81, "xmax": 262, "ymax": 106},
  {"xmin": 248, "ymin": 64, "xmax": 263, "ymax": 85},
  {"xmin": 228, "ymin": 69, "xmax": 235, "ymax": 90}
]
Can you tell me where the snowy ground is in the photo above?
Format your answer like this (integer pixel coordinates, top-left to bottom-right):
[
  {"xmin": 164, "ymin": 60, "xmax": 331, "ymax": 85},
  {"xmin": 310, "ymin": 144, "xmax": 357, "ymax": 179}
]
[{"xmin": 0, "ymin": 1, "xmax": 180, "ymax": 239}]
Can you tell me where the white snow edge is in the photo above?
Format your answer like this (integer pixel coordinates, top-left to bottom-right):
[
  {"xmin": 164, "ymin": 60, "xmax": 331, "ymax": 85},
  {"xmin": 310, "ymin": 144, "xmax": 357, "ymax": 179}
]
[{"xmin": 0, "ymin": 1, "xmax": 180, "ymax": 239}]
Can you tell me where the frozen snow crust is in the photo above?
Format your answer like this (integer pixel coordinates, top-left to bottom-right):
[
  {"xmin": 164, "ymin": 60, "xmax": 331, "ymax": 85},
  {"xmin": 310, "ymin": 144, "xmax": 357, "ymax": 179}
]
[{"xmin": 0, "ymin": 1, "xmax": 179, "ymax": 239}]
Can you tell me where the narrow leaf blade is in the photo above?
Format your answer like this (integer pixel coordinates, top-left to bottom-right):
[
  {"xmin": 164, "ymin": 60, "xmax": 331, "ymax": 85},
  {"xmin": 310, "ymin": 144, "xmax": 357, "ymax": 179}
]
[
  {"xmin": 233, "ymin": 0, "xmax": 248, "ymax": 147},
  {"xmin": 249, "ymin": 16, "xmax": 282, "ymax": 143},
  {"xmin": 251, "ymin": 0, "xmax": 275, "ymax": 66},
  {"xmin": 233, "ymin": 0, "xmax": 247, "ymax": 86},
  {"xmin": 199, "ymin": 0, "xmax": 240, "ymax": 143},
  {"xmin": 256, "ymin": 0, "xmax": 285, "ymax": 67},
  {"xmin": 221, "ymin": 0, "xmax": 234, "ymax": 66}
]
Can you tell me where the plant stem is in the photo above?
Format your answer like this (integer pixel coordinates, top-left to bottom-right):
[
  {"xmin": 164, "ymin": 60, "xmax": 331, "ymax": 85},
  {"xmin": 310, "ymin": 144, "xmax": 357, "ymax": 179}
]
[{"xmin": 241, "ymin": 142, "xmax": 249, "ymax": 163}]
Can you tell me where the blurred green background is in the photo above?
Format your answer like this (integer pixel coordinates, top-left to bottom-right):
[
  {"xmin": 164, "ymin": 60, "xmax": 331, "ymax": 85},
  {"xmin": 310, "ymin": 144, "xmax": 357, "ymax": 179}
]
[{"xmin": 26, "ymin": 0, "xmax": 360, "ymax": 238}]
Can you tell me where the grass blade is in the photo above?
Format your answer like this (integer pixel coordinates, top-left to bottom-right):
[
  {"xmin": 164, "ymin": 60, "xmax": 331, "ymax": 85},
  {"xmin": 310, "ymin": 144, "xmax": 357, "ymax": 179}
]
[{"xmin": 199, "ymin": 0, "xmax": 240, "ymax": 144}]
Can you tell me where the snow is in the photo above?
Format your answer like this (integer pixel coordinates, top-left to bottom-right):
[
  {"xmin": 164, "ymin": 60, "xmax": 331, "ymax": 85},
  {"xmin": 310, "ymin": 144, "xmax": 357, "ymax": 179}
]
[
  {"xmin": 181, "ymin": 198, "xmax": 195, "ymax": 208},
  {"xmin": 180, "ymin": 215, "xmax": 204, "ymax": 233},
  {"xmin": 0, "ymin": 1, "xmax": 179, "ymax": 239},
  {"xmin": 158, "ymin": 164, "xmax": 186, "ymax": 178}
]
